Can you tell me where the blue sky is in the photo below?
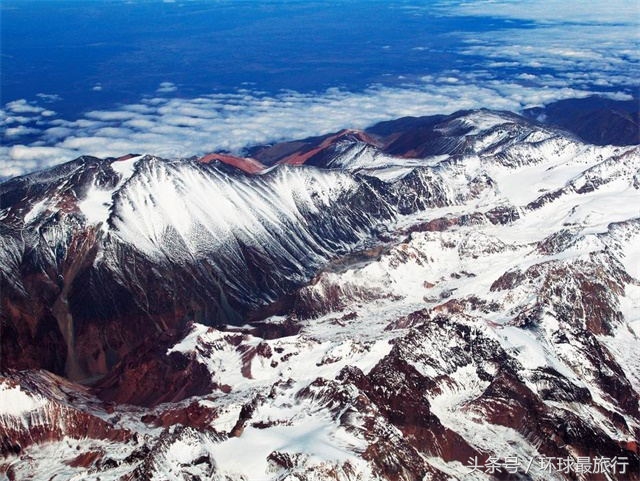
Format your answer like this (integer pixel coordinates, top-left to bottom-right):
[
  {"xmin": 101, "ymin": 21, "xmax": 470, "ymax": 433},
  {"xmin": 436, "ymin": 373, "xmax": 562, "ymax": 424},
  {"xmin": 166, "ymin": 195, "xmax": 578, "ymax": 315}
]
[{"xmin": 1, "ymin": 0, "xmax": 638, "ymax": 177}]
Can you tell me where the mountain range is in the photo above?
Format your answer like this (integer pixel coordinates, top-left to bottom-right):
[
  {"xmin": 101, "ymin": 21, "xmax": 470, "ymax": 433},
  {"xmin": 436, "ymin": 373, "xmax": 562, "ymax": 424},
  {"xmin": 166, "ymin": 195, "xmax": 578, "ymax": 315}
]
[{"xmin": 1, "ymin": 100, "xmax": 639, "ymax": 480}]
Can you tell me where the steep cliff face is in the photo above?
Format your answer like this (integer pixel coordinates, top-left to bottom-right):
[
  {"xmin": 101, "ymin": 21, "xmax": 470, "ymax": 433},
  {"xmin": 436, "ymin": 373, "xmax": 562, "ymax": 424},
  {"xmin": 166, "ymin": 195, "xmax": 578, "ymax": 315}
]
[{"xmin": 1, "ymin": 109, "xmax": 639, "ymax": 480}]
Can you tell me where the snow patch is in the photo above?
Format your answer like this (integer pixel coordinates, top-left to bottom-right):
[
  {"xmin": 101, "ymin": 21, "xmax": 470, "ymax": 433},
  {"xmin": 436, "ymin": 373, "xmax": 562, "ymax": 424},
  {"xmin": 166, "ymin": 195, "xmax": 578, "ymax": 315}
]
[{"xmin": 0, "ymin": 381, "xmax": 46, "ymax": 417}]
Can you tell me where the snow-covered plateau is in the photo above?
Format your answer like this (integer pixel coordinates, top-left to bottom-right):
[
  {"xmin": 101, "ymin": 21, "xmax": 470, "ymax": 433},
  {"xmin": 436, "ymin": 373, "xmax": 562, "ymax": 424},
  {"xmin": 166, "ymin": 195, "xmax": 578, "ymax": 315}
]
[{"xmin": 1, "ymin": 108, "xmax": 639, "ymax": 480}]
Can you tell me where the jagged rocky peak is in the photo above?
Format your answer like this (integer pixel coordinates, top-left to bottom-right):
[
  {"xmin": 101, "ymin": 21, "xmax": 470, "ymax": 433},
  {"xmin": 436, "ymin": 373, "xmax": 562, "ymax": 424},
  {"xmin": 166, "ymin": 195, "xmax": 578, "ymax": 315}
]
[{"xmin": 1, "ymin": 107, "xmax": 639, "ymax": 480}]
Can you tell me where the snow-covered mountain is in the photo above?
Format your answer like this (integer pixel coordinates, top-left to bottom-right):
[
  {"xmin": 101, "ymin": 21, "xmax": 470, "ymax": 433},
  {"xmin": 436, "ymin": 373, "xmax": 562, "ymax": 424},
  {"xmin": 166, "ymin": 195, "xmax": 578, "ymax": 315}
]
[{"xmin": 1, "ymin": 109, "xmax": 639, "ymax": 480}]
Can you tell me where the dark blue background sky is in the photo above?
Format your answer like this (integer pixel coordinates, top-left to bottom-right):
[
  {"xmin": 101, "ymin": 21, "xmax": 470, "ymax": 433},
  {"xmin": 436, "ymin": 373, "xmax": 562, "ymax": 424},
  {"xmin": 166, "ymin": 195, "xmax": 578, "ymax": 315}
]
[{"xmin": 2, "ymin": 0, "xmax": 538, "ymax": 116}]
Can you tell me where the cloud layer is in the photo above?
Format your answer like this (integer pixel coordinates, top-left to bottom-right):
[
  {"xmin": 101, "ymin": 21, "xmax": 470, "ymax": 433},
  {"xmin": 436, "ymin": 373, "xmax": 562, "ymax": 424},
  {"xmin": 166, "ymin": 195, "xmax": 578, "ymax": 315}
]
[{"xmin": 3, "ymin": 77, "xmax": 621, "ymax": 178}]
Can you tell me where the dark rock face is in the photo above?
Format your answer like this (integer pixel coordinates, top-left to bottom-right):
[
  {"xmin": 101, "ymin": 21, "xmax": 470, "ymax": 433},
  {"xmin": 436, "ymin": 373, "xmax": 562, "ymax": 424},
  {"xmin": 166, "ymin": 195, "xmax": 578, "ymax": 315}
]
[
  {"xmin": 92, "ymin": 329, "xmax": 215, "ymax": 407},
  {"xmin": 523, "ymin": 96, "xmax": 640, "ymax": 146}
]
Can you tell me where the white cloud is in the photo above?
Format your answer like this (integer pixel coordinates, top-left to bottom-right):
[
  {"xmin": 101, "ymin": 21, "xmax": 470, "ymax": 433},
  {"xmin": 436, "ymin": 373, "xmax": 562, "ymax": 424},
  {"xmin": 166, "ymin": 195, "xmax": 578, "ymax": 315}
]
[
  {"xmin": 42, "ymin": 126, "xmax": 75, "ymax": 140},
  {"xmin": 36, "ymin": 93, "xmax": 62, "ymax": 103},
  {"xmin": 5, "ymin": 99, "xmax": 46, "ymax": 115},
  {"xmin": 123, "ymin": 118, "xmax": 157, "ymax": 130},
  {"xmin": 121, "ymin": 104, "xmax": 156, "ymax": 114},
  {"xmin": 0, "ymin": 76, "xmax": 620, "ymax": 178},
  {"xmin": 3, "ymin": 126, "xmax": 41, "ymax": 138},
  {"xmin": 0, "ymin": 145, "xmax": 76, "ymax": 178},
  {"xmin": 457, "ymin": 21, "xmax": 639, "ymax": 94},
  {"xmin": 0, "ymin": 114, "xmax": 33, "ymax": 126},
  {"xmin": 86, "ymin": 110, "xmax": 142, "ymax": 121},
  {"xmin": 157, "ymin": 81, "xmax": 178, "ymax": 93},
  {"xmin": 438, "ymin": 0, "xmax": 639, "ymax": 24}
]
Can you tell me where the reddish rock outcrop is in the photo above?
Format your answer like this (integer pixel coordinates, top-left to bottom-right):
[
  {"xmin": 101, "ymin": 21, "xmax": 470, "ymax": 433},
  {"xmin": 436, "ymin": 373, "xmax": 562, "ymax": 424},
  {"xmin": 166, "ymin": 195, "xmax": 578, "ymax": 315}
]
[
  {"xmin": 198, "ymin": 152, "xmax": 266, "ymax": 174},
  {"xmin": 93, "ymin": 330, "xmax": 214, "ymax": 407}
]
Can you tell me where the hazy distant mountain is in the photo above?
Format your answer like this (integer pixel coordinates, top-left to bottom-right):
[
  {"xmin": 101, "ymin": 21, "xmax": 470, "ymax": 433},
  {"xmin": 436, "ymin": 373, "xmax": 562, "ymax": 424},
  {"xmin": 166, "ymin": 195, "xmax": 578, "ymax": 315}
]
[{"xmin": 523, "ymin": 95, "xmax": 639, "ymax": 146}]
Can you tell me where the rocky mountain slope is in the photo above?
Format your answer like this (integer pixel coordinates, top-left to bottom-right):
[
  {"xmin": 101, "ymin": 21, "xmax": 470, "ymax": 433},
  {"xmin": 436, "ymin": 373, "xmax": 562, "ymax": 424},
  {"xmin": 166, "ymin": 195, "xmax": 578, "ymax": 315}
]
[
  {"xmin": 522, "ymin": 96, "xmax": 639, "ymax": 147},
  {"xmin": 1, "ymin": 108, "xmax": 639, "ymax": 480}
]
